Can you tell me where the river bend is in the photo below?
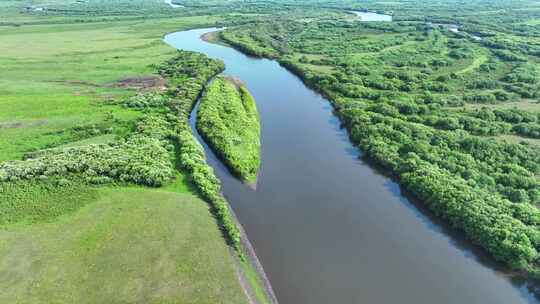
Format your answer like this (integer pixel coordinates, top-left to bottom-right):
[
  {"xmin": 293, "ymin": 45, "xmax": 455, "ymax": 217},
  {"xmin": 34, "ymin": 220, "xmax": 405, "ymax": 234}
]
[{"xmin": 165, "ymin": 28, "xmax": 538, "ymax": 304}]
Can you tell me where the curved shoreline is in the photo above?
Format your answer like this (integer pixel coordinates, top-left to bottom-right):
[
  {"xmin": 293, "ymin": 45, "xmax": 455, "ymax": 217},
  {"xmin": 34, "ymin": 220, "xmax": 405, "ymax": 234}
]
[
  {"xmin": 231, "ymin": 200, "xmax": 280, "ymax": 304},
  {"xmin": 189, "ymin": 85, "xmax": 278, "ymax": 304},
  {"xmin": 165, "ymin": 27, "xmax": 540, "ymax": 303}
]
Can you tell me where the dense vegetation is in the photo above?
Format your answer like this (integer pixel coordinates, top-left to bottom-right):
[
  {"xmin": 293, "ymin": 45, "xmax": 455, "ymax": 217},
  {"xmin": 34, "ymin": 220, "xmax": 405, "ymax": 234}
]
[
  {"xmin": 0, "ymin": 117, "xmax": 175, "ymax": 187},
  {"xmin": 218, "ymin": 5, "xmax": 540, "ymax": 279},
  {"xmin": 121, "ymin": 51, "xmax": 247, "ymax": 251},
  {"xmin": 197, "ymin": 76, "xmax": 261, "ymax": 182}
]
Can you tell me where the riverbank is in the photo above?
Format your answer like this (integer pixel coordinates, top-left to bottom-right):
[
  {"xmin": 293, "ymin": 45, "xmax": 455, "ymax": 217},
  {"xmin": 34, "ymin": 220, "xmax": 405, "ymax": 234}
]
[
  {"xmin": 183, "ymin": 58, "xmax": 275, "ymax": 304},
  {"xmin": 160, "ymin": 50, "xmax": 275, "ymax": 304},
  {"xmin": 202, "ymin": 30, "xmax": 231, "ymax": 46}
]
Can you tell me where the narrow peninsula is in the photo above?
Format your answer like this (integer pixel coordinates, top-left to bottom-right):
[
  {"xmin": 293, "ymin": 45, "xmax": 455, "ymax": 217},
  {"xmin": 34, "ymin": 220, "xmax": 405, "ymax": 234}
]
[{"xmin": 197, "ymin": 76, "xmax": 261, "ymax": 183}]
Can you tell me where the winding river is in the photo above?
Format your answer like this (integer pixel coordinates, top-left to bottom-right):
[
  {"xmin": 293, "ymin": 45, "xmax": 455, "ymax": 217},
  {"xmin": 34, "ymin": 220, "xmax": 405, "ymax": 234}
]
[{"xmin": 165, "ymin": 28, "xmax": 539, "ymax": 304}]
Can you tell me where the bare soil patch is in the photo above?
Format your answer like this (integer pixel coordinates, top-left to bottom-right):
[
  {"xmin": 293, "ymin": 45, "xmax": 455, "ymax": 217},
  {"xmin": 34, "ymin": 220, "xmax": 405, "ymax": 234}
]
[
  {"xmin": 113, "ymin": 75, "xmax": 166, "ymax": 90},
  {"xmin": 0, "ymin": 120, "xmax": 47, "ymax": 129},
  {"xmin": 224, "ymin": 75, "xmax": 246, "ymax": 89},
  {"xmin": 201, "ymin": 31, "xmax": 230, "ymax": 47}
]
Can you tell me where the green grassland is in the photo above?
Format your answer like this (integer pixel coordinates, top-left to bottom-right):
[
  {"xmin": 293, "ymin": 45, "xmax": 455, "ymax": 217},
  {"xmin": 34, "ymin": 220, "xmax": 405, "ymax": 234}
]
[
  {"xmin": 0, "ymin": 14, "xmax": 220, "ymax": 161},
  {"xmin": 0, "ymin": 187, "xmax": 247, "ymax": 304},
  {"xmin": 197, "ymin": 77, "xmax": 261, "ymax": 183},
  {"xmin": 0, "ymin": 2, "xmax": 269, "ymax": 303}
]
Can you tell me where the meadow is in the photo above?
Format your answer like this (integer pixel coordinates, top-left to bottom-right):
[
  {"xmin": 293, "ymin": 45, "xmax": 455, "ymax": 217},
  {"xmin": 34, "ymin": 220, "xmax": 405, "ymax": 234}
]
[
  {"xmin": 0, "ymin": 13, "xmax": 220, "ymax": 161},
  {"xmin": 0, "ymin": 187, "xmax": 247, "ymax": 304},
  {"xmin": 0, "ymin": 2, "xmax": 268, "ymax": 303}
]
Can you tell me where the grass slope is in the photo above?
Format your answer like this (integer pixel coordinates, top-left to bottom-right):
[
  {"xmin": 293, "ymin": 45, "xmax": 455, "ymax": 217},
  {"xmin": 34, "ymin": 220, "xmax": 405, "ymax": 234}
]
[
  {"xmin": 197, "ymin": 77, "xmax": 261, "ymax": 182},
  {"xmin": 0, "ymin": 187, "xmax": 248, "ymax": 304},
  {"xmin": 0, "ymin": 15, "xmax": 219, "ymax": 161}
]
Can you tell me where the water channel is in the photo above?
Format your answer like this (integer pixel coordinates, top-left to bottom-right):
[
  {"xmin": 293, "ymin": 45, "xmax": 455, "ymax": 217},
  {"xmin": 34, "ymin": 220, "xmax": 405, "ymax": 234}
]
[{"xmin": 164, "ymin": 28, "xmax": 537, "ymax": 304}]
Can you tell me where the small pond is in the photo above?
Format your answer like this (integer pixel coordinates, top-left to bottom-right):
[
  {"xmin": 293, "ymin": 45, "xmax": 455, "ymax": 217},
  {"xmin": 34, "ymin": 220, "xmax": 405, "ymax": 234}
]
[
  {"xmin": 351, "ymin": 11, "xmax": 392, "ymax": 22},
  {"xmin": 164, "ymin": 0, "xmax": 183, "ymax": 8}
]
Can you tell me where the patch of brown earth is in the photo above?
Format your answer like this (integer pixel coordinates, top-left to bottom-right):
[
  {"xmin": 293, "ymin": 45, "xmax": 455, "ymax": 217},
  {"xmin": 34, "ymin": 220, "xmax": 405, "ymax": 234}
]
[
  {"xmin": 0, "ymin": 120, "xmax": 47, "ymax": 129},
  {"xmin": 114, "ymin": 75, "xmax": 166, "ymax": 90},
  {"xmin": 224, "ymin": 76, "xmax": 246, "ymax": 89},
  {"xmin": 64, "ymin": 80, "xmax": 102, "ymax": 87},
  {"xmin": 201, "ymin": 31, "xmax": 230, "ymax": 47}
]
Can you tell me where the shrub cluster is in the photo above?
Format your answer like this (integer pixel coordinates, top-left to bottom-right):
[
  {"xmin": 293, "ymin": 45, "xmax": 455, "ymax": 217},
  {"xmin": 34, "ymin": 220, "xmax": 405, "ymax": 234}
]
[
  {"xmin": 154, "ymin": 51, "xmax": 242, "ymax": 251},
  {"xmin": 175, "ymin": 129, "xmax": 241, "ymax": 250},
  {"xmin": 124, "ymin": 92, "xmax": 171, "ymax": 109},
  {"xmin": 0, "ymin": 132, "xmax": 174, "ymax": 187},
  {"xmin": 196, "ymin": 77, "xmax": 261, "ymax": 182}
]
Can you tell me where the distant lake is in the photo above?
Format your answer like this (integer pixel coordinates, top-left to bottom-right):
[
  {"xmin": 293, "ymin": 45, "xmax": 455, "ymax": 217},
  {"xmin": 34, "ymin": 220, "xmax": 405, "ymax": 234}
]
[
  {"xmin": 351, "ymin": 11, "xmax": 392, "ymax": 22},
  {"xmin": 164, "ymin": 0, "xmax": 183, "ymax": 8}
]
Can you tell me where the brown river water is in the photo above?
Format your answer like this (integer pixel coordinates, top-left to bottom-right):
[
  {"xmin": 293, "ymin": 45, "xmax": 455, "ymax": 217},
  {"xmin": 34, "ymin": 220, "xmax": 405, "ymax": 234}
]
[{"xmin": 165, "ymin": 28, "xmax": 539, "ymax": 304}]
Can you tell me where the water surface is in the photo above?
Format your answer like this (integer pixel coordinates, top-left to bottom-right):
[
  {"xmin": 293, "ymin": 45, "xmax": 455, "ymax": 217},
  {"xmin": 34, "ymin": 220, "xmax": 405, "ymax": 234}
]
[
  {"xmin": 164, "ymin": 0, "xmax": 183, "ymax": 8},
  {"xmin": 351, "ymin": 11, "xmax": 392, "ymax": 22},
  {"xmin": 165, "ymin": 28, "xmax": 537, "ymax": 304}
]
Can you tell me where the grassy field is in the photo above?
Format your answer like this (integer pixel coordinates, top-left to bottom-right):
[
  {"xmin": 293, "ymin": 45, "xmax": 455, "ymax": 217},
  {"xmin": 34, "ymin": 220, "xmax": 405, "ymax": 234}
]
[
  {"xmin": 0, "ymin": 15, "xmax": 220, "ymax": 161},
  {"xmin": 0, "ymin": 4, "xmax": 265, "ymax": 303},
  {"xmin": 0, "ymin": 187, "xmax": 247, "ymax": 304},
  {"xmin": 494, "ymin": 134, "xmax": 540, "ymax": 146},
  {"xmin": 461, "ymin": 100, "xmax": 540, "ymax": 112}
]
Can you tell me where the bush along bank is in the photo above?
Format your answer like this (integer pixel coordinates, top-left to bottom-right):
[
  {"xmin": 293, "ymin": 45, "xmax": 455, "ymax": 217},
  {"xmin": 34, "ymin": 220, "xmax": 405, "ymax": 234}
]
[
  {"xmin": 197, "ymin": 76, "xmax": 261, "ymax": 183},
  {"xmin": 158, "ymin": 51, "xmax": 275, "ymax": 304},
  {"xmin": 0, "ymin": 115, "xmax": 176, "ymax": 187},
  {"xmin": 154, "ymin": 51, "xmax": 244, "ymax": 252},
  {"xmin": 219, "ymin": 26, "xmax": 540, "ymax": 280}
]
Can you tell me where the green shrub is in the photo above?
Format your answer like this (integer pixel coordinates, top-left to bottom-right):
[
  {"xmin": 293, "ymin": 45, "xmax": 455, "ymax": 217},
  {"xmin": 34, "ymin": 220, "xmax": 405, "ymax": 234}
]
[{"xmin": 197, "ymin": 77, "xmax": 261, "ymax": 182}]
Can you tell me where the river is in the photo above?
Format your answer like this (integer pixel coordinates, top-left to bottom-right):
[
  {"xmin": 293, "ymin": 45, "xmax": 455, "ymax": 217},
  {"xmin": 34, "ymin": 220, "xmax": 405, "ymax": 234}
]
[{"xmin": 164, "ymin": 28, "xmax": 538, "ymax": 304}]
